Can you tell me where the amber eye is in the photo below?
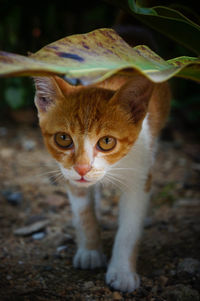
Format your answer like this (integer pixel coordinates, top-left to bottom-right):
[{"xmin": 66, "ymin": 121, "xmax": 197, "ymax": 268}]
[
  {"xmin": 97, "ymin": 136, "xmax": 116, "ymax": 152},
  {"xmin": 54, "ymin": 133, "xmax": 73, "ymax": 149}
]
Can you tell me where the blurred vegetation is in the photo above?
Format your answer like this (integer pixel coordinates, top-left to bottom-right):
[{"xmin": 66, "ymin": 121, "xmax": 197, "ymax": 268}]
[
  {"xmin": 0, "ymin": 0, "xmax": 116, "ymax": 112},
  {"xmin": 0, "ymin": 0, "xmax": 199, "ymax": 134}
]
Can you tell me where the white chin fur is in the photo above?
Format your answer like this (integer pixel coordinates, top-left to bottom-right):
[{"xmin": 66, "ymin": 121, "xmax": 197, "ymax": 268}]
[{"xmin": 70, "ymin": 180, "xmax": 95, "ymax": 187}]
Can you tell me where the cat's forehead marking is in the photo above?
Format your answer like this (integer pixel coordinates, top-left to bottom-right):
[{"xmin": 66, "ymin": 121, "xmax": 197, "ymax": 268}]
[{"xmin": 67, "ymin": 87, "xmax": 113, "ymax": 133}]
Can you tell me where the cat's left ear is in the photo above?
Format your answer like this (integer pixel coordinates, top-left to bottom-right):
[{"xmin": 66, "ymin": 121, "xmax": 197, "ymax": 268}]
[{"xmin": 110, "ymin": 76, "xmax": 154, "ymax": 124}]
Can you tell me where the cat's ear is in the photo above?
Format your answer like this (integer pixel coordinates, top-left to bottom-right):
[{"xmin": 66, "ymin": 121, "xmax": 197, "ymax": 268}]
[
  {"xmin": 33, "ymin": 76, "xmax": 75, "ymax": 113},
  {"xmin": 110, "ymin": 76, "xmax": 154, "ymax": 124},
  {"xmin": 33, "ymin": 76, "xmax": 61, "ymax": 113}
]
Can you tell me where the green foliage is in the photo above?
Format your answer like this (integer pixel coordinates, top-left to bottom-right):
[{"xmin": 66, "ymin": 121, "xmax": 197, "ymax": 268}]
[
  {"xmin": 3, "ymin": 78, "xmax": 33, "ymax": 110},
  {"xmin": 0, "ymin": 0, "xmax": 116, "ymax": 111},
  {"xmin": 106, "ymin": 0, "xmax": 200, "ymax": 54},
  {"xmin": 0, "ymin": 78, "xmax": 34, "ymax": 110},
  {"xmin": 153, "ymin": 183, "xmax": 176, "ymax": 207}
]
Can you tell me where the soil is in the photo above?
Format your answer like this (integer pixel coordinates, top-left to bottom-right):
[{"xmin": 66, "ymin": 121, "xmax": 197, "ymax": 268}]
[{"xmin": 0, "ymin": 120, "xmax": 199, "ymax": 301}]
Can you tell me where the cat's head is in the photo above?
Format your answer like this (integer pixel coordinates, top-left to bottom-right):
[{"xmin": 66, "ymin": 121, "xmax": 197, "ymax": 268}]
[{"xmin": 34, "ymin": 75, "xmax": 153, "ymax": 187}]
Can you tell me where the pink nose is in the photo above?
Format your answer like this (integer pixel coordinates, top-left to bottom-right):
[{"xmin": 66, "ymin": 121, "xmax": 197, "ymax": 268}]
[{"xmin": 74, "ymin": 164, "xmax": 91, "ymax": 176}]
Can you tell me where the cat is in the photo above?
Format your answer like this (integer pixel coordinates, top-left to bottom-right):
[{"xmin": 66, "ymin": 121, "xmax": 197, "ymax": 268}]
[{"xmin": 34, "ymin": 73, "xmax": 171, "ymax": 293}]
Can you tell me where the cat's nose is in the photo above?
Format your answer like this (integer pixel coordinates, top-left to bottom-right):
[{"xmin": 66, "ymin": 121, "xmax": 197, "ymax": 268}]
[{"xmin": 74, "ymin": 164, "xmax": 92, "ymax": 176}]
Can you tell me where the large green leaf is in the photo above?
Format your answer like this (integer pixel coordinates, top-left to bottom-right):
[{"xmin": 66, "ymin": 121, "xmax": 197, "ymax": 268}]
[
  {"xmin": 0, "ymin": 28, "xmax": 200, "ymax": 85},
  {"xmin": 106, "ymin": 0, "xmax": 200, "ymax": 54}
]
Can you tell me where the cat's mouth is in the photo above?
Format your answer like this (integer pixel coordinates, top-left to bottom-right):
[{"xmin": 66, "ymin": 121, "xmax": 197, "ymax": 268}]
[{"xmin": 75, "ymin": 177, "xmax": 90, "ymax": 183}]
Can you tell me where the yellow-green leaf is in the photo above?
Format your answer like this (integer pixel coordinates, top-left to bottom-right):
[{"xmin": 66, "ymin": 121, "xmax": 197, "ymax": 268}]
[{"xmin": 0, "ymin": 28, "xmax": 200, "ymax": 85}]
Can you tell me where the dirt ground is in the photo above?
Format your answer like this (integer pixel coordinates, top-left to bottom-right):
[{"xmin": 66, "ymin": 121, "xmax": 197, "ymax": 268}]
[{"xmin": 0, "ymin": 118, "xmax": 199, "ymax": 301}]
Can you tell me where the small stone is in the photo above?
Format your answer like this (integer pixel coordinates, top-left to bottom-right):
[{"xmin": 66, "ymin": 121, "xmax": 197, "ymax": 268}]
[
  {"xmin": 0, "ymin": 127, "xmax": 7, "ymax": 136},
  {"xmin": 56, "ymin": 245, "xmax": 68, "ymax": 253},
  {"xmin": 144, "ymin": 216, "xmax": 153, "ymax": 228},
  {"xmin": 32, "ymin": 232, "xmax": 46, "ymax": 240},
  {"xmin": 178, "ymin": 258, "xmax": 200, "ymax": 275},
  {"xmin": 21, "ymin": 139, "xmax": 36, "ymax": 151},
  {"xmin": 153, "ymin": 269, "xmax": 164, "ymax": 276},
  {"xmin": 112, "ymin": 291, "xmax": 122, "ymax": 300},
  {"xmin": 42, "ymin": 265, "xmax": 53, "ymax": 271},
  {"xmin": 63, "ymin": 233, "xmax": 73, "ymax": 243},
  {"xmin": 169, "ymin": 269, "xmax": 176, "ymax": 276},
  {"xmin": 159, "ymin": 275, "xmax": 168, "ymax": 286},
  {"xmin": 0, "ymin": 148, "xmax": 14, "ymax": 158},
  {"xmin": 192, "ymin": 163, "xmax": 200, "ymax": 172},
  {"xmin": 178, "ymin": 158, "xmax": 186, "ymax": 166},
  {"xmin": 84, "ymin": 281, "xmax": 94, "ymax": 289},
  {"xmin": 162, "ymin": 284, "xmax": 200, "ymax": 301},
  {"xmin": 174, "ymin": 199, "xmax": 200, "ymax": 208},
  {"xmin": 2, "ymin": 190, "xmax": 22, "ymax": 205},
  {"xmin": 18, "ymin": 261, "xmax": 23, "ymax": 265},
  {"xmin": 44, "ymin": 194, "xmax": 66, "ymax": 208},
  {"xmin": 14, "ymin": 220, "xmax": 49, "ymax": 236}
]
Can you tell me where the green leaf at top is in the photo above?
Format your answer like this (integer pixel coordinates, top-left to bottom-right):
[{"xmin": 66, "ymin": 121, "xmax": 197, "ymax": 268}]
[
  {"xmin": 0, "ymin": 28, "xmax": 200, "ymax": 85},
  {"xmin": 106, "ymin": 0, "xmax": 200, "ymax": 55}
]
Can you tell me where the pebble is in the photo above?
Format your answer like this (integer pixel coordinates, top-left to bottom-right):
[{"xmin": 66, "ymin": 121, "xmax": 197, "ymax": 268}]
[
  {"xmin": 159, "ymin": 275, "xmax": 168, "ymax": 286},
  {"xmin": 0, "ymin": 148, "xmax": 14, "ymax": 158},
  {"xmin": 2, "ymin": 190, "xmax": 22, "ymax": 206},
  {"xmin": 63, "ymin": 233, "xmax": 74, "ymax": 243},
  {"xmin": 18, "ymin": 261, "xmax": 23, "ymax": 265},
  {"xmin": 162, "ymin": 284, "xmax": 200, "ymax": 301},
  {"xmin": 144, "ymin": 216, "xmax": 153, "ymax": 228},
  {"xmin": 56, "ymin": 245, "xmax": 68, "ymax": 253},
  {"xmin": 153, "ymin": 269, "xmax": 164, "ymax": 276},
  {"xmin": 169, "ymin": 269, "xmax": 176, "ymax": 276},
  {"xmin": 21, "ymin": 139, "xmax": 36, "ymax": 151},
  {"xmin": 32, "ymin": 232, "xmax": 46, "ymax": 240},
  {"xmin": 84, "ymin": 281, "xmax": 94, "ymax": 289},
  {"xmin": 0, "ymin": 127, "xmax": 7, "ymax": 136},
  {"xmin": 44, "ymin": 194, "xmax": 66, "ymax": 208},
  {"xmin": 174, "ymin": 199, "xmax": 200, "ymax": 208},
  {"xmin": 14, "ymin": 220, "xmax": 49, "ymax": 236},
  {"xmin": 42, "ymin": 265, "xmax": 53, "ymax": 271},
  {"xmin": 112, "ymin": 291, "xmax": 122, "ymax": 300},
  {"xmin": 178, "ymin": 258, "xmax": 200, "ymax": 275}
]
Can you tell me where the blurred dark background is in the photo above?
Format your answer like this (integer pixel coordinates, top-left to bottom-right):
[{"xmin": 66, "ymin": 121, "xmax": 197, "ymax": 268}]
[{"xmin": 0, "ymin": 0, "xmax": 199, "ymax": 137}]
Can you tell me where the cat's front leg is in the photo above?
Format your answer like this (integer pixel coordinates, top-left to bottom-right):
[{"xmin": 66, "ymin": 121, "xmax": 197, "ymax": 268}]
[
  {"xmin": 106, "ymin": 188, "xmax": 149, "ymax": 292},
  {"xmin": 67, "ymin": 183, "xmax": 106, "ymax": 269}
]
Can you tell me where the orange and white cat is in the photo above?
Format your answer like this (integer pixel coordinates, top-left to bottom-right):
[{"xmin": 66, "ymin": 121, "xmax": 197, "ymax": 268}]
[{"xmin": 34, "ymin": 73, "xmax": 170, "ymax": 292}]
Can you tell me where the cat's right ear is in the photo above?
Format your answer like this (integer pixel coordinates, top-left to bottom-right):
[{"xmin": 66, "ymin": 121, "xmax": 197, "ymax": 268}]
[
  {"xmin": 33, "ymin": 76, "xmax": 60, "ymax": 113},
  {"xmin": 33, "ymin": 76, "xmax": 75, "ymax": 113}
]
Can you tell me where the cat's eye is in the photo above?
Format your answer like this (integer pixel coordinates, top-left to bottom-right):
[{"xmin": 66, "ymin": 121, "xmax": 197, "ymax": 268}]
[
  {"xmin": 54, "ymin": 132, "xmax": 73, "ymax": 149},
  {"xmin": 97, "ymin": 136, "xmax": 116, "ymax": 152}
]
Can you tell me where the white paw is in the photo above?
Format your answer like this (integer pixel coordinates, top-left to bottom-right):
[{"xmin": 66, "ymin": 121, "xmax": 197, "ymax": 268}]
[
  {"xmin": 73, "ymin": 248, "xmax": 106, "ymax": 270},
  {"xmin": 106, "ymin": 266, "xmax": 140, "ymax": 293}
]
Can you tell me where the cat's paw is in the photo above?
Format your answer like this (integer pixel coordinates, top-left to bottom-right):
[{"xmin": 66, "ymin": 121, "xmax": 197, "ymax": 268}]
[
  {"xmin": 73, "ymin": 248, "xmax": 106, "ymax": 270},
  {"xmin": 106, "ymin": 266, "xmax": 140, "ymax": 293}
]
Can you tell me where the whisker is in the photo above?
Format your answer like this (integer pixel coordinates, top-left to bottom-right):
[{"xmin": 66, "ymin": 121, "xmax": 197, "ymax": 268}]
[
  {"xmin": 50, "ymin": 171, "xmax": 63, "ymax": 181},
  {"xmin": 104, "ymin": 175, "xmax": 119, "ymax": 190},
  {"xmin": 99, "ymin": 178, "xmax": 106, "ymax": 189},
  {"xmin": 105, "ymin": 174, "xmax": 126, "ymax": 192},
  {"xmin": 106, "ymin": 173, "xmax": 129, "ymax": 191},
  {"xmin": 35, "ymin": 169, "xmax": 61, "ymax": 177},
  {"xmin": 48, "ymin": 172, "xmax": 64, "ymax": 185},
  {"xmin": 109, "ymin": 167, "xmax": 137, "ymax": 173},
  {"xmin": 18, "ymin": 169, "xmax": 62, "ymax": 184}
]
